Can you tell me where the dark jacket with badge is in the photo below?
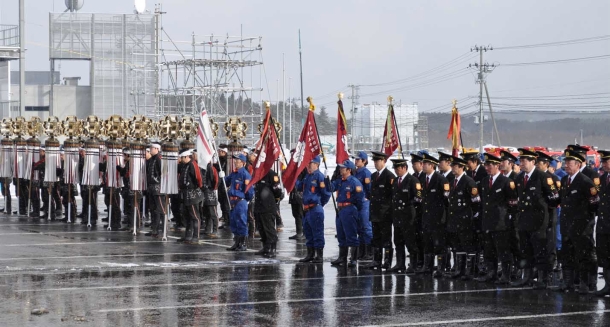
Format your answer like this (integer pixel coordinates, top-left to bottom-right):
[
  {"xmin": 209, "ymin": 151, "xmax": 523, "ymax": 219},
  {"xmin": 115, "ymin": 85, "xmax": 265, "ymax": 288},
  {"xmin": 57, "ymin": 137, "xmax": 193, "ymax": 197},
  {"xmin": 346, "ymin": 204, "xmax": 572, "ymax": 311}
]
[
  {"xmin": 391, "ymin": 173, "xmax": 421, "ymax": 226},
  {"xmin": 480, "ymin": 174, "xmax": 517, "ymax": 232},
  {"xmin": 370, "ymin": 168, "xmax": 395, "ymax": 223},
  {"xmin": 178, "ymin": 160, "xmax": 204, "ymax": 205},
  {"xmin": 514, "ymin": 169, "xmax": 556, "ymax": 232},
  {"xmin": 254, "ymin": 170, "xmax": 283, "ymax": 214},
  {"xmin": 201, "ymin": 162, "xmax": 219, "ymax": 206},
  {"xmin": 146, "ymin": 153, "xmax": 162, "ymax": 195},
  {"xmin": 560, "ymin": 172, "xmax": 598, "ymax": 233},
  {"xmin": 468, "ymin": 165, "xmax": 488, "ymax": 190},
  {"xmin": 420, "ymin": 171, "xmax": 449, "ymax": 231},
  {"xmin": 447, "ymin": 174, "xmax": 478, "ymax": 231},
  {"xmin": 597, "ymin": 171, "xmax": 610, "ymax": 235}
]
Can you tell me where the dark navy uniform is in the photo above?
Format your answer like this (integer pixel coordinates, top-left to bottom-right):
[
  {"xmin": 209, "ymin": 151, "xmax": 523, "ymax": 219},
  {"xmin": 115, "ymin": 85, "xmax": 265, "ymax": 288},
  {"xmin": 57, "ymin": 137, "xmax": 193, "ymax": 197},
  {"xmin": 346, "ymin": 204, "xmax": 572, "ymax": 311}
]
[
  {"xmin": 595, "ymin": 150, "xmax": 610, "ymax": 296},
  {"xmin": 225, "ymin": 163, "xmax": 254, "ymax": 237},
  {"xmin": 146, "ymin": 149, "xmax": 163, "ymax": 235},
  {"xmin": 179, "ymin": 157, "xmax": 204, "ymax": 242},
  {"xmin": 253, "ymin": 169, "xmax": 283, "ymax": 257},
  {"xmin": 354, "ymin": 162, "xmax": 372, "ymax": 249}
]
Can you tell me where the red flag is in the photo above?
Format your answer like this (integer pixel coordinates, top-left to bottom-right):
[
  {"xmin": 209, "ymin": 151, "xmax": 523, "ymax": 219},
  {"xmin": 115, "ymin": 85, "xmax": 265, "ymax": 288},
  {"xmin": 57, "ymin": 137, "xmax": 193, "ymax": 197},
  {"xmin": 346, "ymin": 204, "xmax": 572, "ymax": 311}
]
[
  {"xmin": 283, "ymin": 110, "xmax": 321, "ymax": 192},
  {"xmin": 447, "ymin": 105, "xmax": 462, "ymax": 156},
  {"xmin": 336, "ymin": 99, "xmax": 350, "ymax": 164},
  {"xmin": 245, "ymin": 109, "xmax": 281, "ymax": 192},
  {"xmin": 381, "ymin": 104, "xmax": 400, "ymax": 156}
]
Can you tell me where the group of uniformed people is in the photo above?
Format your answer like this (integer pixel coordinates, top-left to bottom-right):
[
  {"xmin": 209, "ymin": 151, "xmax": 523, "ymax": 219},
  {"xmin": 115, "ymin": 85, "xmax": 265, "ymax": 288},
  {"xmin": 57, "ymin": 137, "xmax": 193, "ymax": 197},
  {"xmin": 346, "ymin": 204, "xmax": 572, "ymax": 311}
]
[{"xmin": 286, "ymin": 144, "xmax": 610, "ymax": 297}]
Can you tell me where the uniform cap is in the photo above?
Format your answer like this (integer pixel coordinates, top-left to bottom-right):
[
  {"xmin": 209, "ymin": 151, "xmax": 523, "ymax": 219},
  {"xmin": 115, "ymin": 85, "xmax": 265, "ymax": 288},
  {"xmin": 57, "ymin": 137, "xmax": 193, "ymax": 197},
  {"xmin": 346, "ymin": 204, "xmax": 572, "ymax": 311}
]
[
  {"xmin": 450, "ymin": 156, "xmax": 467, "ymax": 167},
  {"xmin": 518, "ymin": 148, "xmax": 538, "ymax": 160},
  {"xmin": 352, "ymin": 151, "xmax": 368, "ymax": 161},
  {"xmin": 563, "ymin": 150, "xmax": 585, "ymax": 163},
  {"xmin": 410, "ymin": 153, "xmax": 424, "ymax": 163},
  {"xmin": 310, "ymin": 156, "xmax": 321, "ymax": 164},
  {"xmin": 484, "ymin": 153, "xmax": 502, "ymax": 164},
  {"xmin": 500, "ymin": 150, "xmax": 518, "ymax": 162},
  {"xmin": 232, "ymin": 153, "xmax": 247, "ymax": 162},
  {"xmin": 421, "ymin": 153, "xmax": 439, "ymax": 165},
  {"xmin": 535, "ymin": 151, "xmax": 554, "ymax": 163},
  {"xmin": 179, "ymin": 149, "xmax": 193, "ymax": 157},
  {"xmin": 391, "ymin": 158, "xmax": 408, "ymax": 167},
  {"xmin": 338, "ymin": 159, "xmax": 356, "ymax": 170},
  {"xmin": 566, "ymin": 144, "xmax": 588, "ymax": 154},
  {"xmin": 438, "ymin": 152, "xmax": 453, "ymax": 163},
  {"xmin": 597, "ymin": 150, "xmax": 610, "ymax": 161},
  {"xmin": 371, "ymin": 151, "xmax": 389, "ymax": 161},
  {"xmin": 461, "ymin": 150, "xmax": 480, "ymax": 161}
]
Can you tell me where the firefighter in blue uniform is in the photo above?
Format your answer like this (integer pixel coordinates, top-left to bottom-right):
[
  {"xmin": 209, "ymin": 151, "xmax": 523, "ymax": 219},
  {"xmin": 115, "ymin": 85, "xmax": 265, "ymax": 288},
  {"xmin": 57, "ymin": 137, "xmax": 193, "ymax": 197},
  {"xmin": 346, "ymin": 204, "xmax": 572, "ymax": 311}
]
[
  {"xmin": 353, "ymin": 151, "xmax": 373, "ymax": 260},
  {"xmin": 330, "ymin": 159, "xmax": 365, "ymax": 267},
  {"xmin": 296, "ymin": 155, "xmax": 331, "ymax": 263},
  {"xmin": 225, "ymin": 153, "xmax": 254, "ymax": 251}
]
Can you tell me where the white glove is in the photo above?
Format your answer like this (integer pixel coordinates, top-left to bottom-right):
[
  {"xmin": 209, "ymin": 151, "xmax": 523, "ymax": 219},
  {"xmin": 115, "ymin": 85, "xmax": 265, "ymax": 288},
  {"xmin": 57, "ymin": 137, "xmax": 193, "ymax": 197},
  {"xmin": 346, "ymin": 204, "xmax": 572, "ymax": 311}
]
[
  {"xmin": 218, "ymin": 171, "xmax": 225, "ymax": 178},
  {"xmin": 473, "ymin": 212, "xmax": 480, "ymax": 218},
  {"xmin": 509, "ymin": 214, "xmax": 512, "ymax": 220},
  {"xmin": 443, "ymin": 191, "xmax": 450, "ymax": 198},
  {"xmin": 471, "ymin": 195, "xmax": 481, "ymax": 203}
]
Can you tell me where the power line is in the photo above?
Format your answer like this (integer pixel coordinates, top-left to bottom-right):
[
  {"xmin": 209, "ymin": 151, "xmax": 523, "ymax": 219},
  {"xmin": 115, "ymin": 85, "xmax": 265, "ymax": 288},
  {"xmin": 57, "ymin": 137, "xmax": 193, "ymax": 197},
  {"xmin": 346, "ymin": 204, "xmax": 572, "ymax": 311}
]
[
  {"xmin": 500, "ymin": 54, "xmax": 610, "ymax": 67},
  {"xmin": 494, "ymin": 34, "xmax": 610, "ymax": 50}
]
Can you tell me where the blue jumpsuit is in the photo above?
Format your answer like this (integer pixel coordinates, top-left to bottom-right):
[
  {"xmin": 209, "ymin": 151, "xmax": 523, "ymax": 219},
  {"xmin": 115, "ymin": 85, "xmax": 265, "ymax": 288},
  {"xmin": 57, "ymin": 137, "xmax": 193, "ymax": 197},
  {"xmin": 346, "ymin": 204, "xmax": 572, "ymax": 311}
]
[
  {"xmin": 331, "ymin": 176, "xmax": 364, "ymax": 247},
  {"xmin": 225, "ymin": 167, "xmax": 254, "ymax": 237},
  {"xmin": 354, "ymin": 166, "xmax": 373, "ymax": 245},
  {"xmin": 295, "ymin": 169, "xmax": 331, "ymax": 249}
]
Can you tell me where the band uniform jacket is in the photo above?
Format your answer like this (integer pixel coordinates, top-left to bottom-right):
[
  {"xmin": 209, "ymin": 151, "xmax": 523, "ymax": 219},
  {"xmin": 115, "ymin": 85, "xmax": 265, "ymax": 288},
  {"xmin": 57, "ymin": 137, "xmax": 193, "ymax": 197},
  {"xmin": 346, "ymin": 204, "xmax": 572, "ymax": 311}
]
[
  {"xmin": 480, "ymin": 174, "xmax": 517, "ymax": 232},
  {"xmin": 560, "ymin": 172, "xmax": 599, "ymax": 233},
  {"xmin": 201, "ymin": 162, "xmax": 219, "ymax": 206},
  {"xmin": 146, "ymin": 153, "xmax": 162, "ymax": 195},
  {"xmin": 178, "ymin": 161, "xmax": 204, "ymax": 205},
  {"xmin": 442, "ymin": 170, "xmax": 455, "ymax": 185},
  {"xmin": 421, "ymin": 171, "xmax": 450, "ymax": 231},
  {"xmin": 370, "ymin": 168, "xmax": 396, "ymax": 223},
  {"xmin": 514, "ymin": 169, "xmax": 556, "ymax": 232},
  {"xmin": 391, "ymin": 173, "xmax": 421, "ymax": 226},
  {"xmin": 469, "ymin": 165, "xmax": 489, "ymax": 190},
  {"xmin": 446, "ymin": 174, "xmax": 478, "ymax": 232},
  {"xmin": 597, "ymin": 171, "xmax": 610, "ymax": 235}
]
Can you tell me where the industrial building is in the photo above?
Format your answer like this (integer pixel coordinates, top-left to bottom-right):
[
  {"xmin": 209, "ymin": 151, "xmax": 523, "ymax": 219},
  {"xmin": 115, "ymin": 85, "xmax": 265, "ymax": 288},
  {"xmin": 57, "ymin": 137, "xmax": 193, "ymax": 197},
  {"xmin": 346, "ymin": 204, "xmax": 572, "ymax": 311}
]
[{"xmin": 351, "ymin": 102, "xmax": 420, "ymax": 151}]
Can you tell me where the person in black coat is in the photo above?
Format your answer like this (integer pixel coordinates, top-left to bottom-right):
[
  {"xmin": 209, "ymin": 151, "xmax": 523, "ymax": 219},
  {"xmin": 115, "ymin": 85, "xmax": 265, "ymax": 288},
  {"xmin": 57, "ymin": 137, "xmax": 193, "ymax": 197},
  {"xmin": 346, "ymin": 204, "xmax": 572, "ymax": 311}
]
[
  {"xmin": 362, "ymin": 151, "xmax": 396, "ymax": 270},
  {"xmin": 253, "ymin": 166, "xmax": 284, "ymax": 258},
  {"xmin": 216, "ymin": 146, "xmax": 231, "ymax": 229},
  {"xmin": 116, "ymin": 148, "xmax": 132, "ymax": 230},
  {"xmin": 145, "ymin": 143, "xmax": 163, "ymax": 237},
  {"xmin": 554, "ymin": 150, "xmax": 599, "ymax": 294},
  {"xmin": 178, "ymin": 149, "xmax": 204, "ymax": 244},
  {"xmin": 474, "ymin": 153, "xmax": 518, "ymax": 283},
  {"xmin": 416, "ymin": 153, "xmax": 450, "ymax": 277},
  {"xmin": 200, "ymin": 160, "xmax": 219, "ymax": 237},
  {"xmin": 536, "ymin": 151, "xmax": 562, "ymax": 277},
  {"xmin": 510, "ymin": 149, "xmax": 558, "ymax": 288},
  {"xmin": 462, "ymin": 150, "xmax": 489, "ymax": 275},
  {"xmin": 445, "ymin": 156, "xmax": 480, "ymax": 279},
  {"xmin": 594, "ymin": 150, "xmax": 610, "ymax": 296},
  {"xmin": 500, "ymin": 150, "xmax": 520, "ymax": 278}
]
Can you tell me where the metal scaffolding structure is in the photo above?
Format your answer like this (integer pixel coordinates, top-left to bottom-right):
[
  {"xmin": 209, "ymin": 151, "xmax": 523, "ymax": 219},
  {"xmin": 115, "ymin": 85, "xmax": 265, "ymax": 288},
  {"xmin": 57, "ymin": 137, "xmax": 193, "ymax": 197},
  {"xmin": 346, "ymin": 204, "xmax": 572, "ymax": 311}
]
[{"xmin": 157, "ymin": 27, "xmax": 265, "ymax": 140}]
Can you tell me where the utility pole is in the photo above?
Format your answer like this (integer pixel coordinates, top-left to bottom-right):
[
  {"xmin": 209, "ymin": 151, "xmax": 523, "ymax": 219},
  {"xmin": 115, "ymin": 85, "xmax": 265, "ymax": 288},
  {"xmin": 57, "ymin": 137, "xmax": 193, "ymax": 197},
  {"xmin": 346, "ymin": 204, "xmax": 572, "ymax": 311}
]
[
  {"xmin": 470, "ymin": 45, "xmax": 493, "ymax": 152},
  {"xmin": 347, "ymin": 84, "xmax": 360, "ymax": 152}
]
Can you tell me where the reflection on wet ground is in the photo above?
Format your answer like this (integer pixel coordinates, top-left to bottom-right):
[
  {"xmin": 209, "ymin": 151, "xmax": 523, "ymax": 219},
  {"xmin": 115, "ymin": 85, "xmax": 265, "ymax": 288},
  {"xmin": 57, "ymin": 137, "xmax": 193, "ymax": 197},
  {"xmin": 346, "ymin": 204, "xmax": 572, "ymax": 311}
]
[{"xmin": 0, "ymin": 203, "xmax": 608, "ymax": 326}]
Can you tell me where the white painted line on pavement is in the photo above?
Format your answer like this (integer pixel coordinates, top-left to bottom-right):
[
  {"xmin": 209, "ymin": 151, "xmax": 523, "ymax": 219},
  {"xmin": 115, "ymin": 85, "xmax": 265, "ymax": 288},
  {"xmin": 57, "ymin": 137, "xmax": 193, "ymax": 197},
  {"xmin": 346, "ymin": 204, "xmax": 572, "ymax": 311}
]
[
  {"xmin": 0, "ymin": 240, "xmax": 161, "ymax": 247},
  {"xmin": 362, "ymin": 310, "xmax": 610, "ymax": 326},
  {"xmin": 97, "ymin": 287, "xmax": 531, "ymax": 313}
]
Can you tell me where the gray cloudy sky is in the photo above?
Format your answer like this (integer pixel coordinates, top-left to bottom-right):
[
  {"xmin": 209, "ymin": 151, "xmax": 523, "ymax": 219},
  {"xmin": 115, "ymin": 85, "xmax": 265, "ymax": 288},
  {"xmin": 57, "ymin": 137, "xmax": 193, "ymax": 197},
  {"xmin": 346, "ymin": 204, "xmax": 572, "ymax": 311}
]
[{"xmin": 1, "ymin": 0, "xmax": 609, "ymax": 117}]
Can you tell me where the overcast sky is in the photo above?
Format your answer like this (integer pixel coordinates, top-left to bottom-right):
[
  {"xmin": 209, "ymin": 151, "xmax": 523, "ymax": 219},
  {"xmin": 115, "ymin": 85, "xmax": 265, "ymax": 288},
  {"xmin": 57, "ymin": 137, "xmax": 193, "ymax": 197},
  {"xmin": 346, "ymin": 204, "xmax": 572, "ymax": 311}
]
[{"xmin": 1, "ymin": 0, "xmax": 609, "ymax": 118}]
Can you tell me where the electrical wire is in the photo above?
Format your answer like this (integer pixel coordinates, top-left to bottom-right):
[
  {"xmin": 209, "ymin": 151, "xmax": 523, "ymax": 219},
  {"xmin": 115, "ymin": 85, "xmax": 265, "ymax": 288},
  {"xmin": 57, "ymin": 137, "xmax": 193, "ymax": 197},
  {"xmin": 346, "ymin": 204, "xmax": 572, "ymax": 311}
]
[
  {"xmin": 500, "ymin": 54, "xmax": 610, "ymax": 67},
  {"xmin": 494, "ymin": 35, "xmax": 610, "ymax": 50}
]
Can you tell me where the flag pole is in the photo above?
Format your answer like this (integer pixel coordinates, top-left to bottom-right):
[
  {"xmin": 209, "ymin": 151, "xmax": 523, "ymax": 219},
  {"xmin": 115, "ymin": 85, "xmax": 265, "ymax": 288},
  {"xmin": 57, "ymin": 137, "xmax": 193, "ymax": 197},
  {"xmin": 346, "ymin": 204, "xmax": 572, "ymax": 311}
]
[
  {"xmin": 388, "ymin": 96, "xmax": 405, "ymax": 159},
  {"xmin": 307, "ymin": 96, "xmax": 338, "ymax": 215},
  {"xmin": 200, "ymin": 110, "xmax": 231, "ymax": 213}
]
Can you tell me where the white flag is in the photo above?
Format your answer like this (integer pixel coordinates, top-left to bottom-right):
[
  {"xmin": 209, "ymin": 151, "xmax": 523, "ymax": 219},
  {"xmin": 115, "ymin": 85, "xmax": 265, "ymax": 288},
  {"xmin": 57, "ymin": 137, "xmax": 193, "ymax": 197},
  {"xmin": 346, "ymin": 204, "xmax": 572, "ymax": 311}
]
[{"xmin": 197, "ymin": 110, "xmax": 216, "ymax": 168}]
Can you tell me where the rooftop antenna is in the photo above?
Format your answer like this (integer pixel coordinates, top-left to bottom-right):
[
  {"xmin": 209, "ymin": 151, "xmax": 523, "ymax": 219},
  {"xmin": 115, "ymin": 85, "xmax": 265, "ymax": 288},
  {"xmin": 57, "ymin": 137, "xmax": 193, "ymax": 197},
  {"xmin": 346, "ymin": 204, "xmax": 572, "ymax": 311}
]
[{"xmin": 134, "ymin": 0, "xmax": 146, "ymax": 14}]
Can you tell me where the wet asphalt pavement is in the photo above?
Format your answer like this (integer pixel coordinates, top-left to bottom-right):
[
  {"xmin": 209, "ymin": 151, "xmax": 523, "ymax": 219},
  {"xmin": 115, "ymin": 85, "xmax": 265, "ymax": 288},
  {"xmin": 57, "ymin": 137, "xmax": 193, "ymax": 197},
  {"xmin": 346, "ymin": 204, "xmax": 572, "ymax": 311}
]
[{"xmin": 0, "ymin": 195, "xmax": 609, "ymax": 326}]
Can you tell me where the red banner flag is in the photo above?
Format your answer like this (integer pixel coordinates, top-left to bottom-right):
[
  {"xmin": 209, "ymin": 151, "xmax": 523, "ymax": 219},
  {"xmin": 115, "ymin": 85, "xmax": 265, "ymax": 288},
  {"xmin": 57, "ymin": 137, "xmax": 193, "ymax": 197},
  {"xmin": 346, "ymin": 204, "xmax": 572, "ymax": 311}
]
[
  {"xmin": 336, "ymin": 99, "xmax": 350, "ymax": 164},
  {"xmin": 447, "ymin": 104, "xmax": 461, "ymax": 156},
  {"xmin": 381, "ymin": 104, "xmax": 400, "ymax": 156},
  {"xmin": 283, "ymin": 110, "xmax": 321, "ymax": 192},
  {"xmin": 245, "ymin": 109, "xmax": 281, "ymax": 192}
]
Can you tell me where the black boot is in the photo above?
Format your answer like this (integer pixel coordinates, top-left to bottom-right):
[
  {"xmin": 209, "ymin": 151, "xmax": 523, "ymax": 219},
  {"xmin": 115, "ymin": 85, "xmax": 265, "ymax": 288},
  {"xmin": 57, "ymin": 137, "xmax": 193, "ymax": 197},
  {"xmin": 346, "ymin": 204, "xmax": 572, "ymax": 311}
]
[
  {"xmin": 433, "ymin": 254, "xmax": 445, "ymax": 278},
  {"xmin": 416, "ymin": 254, "xmax": 433, "ymax": 275},
  {"xmin": 553, "ymin": 269, "xmax": 574, "ymax": 292},
  {"xmin": 357, "ymin": 243, "xmax": 365, "ymax": 260},
  {"xmin": 495, "ymin": 263, "xmax": 511, "ymax": 285},
  {"xmin": 388, "ymin": 247, "xmax": 406, "ymax": 273},
  {"xmin": 406, "ymin": 253, "xmax": 418, "ymax": 275},
  {"xmin": 450, "ymin": 254, "xmax": 466, "ymax": 278},
  {"xmin": 263, "ymin": 243, "xmax": 276, "ymax": 258},
  {"xmin": 461, "ymin": 254, "xmax": 477, "ymax": 281},
  {"xmin": 381, "ymin": 248, "xmax": 393, "ymax": 270},
  {"xmin": 226, "ymin": 236, "xmax": 240, "ymax": 251},
  {"xmin": 256, "ymin": 243, "xmax": 270, "ymax": 256},
  {"xmin": 299, "ymin": 247, "xmax": 315, "ymax": 263},
  {"xmin": 578, "ymin": 269, "xmax": 590, "ymax": 294},
  {"xmin": 347, "ymin": 246, "xmax": 358, "ymax": 267},
  {"xmin": 533, "ymin": 269, "xmax": 548, "ymax": 290},
  {"xmin": 474, "ymin": 262, "xmax": 497, "ymax": 282},
  {"xmin": 312, "ymin": 248, "xmax": 324, "ymax": 263},
  {"xmin": 361, "ymin": 247, "xmax": 381, "ymax": 269},
  {"xmin": 595, "ymin": 269, "xmax": 610, "ymax": 297},
  {"xmin": 331, "ymin": 247, "xmax": 348, "ymax": 267},
  {"xmin": 511, "ymin": 268, "xmax": 532, "ymax": 287},
  {"xmin": 361, "ymin": 244, "xmax": 373, "ymax": 261},
  {"xmin": 235, "ymin": 236, "xmax": 248, "ymax": 251}
]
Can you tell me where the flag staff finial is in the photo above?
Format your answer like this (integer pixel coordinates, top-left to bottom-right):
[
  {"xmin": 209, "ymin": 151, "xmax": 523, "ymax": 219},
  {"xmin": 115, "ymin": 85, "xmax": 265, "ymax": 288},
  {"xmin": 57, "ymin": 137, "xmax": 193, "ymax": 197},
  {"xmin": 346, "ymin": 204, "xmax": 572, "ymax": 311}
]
[
  {"xmin": 338, "ymin": 92, "xmax": 344, "ymax": 100},
  {"xmin": 387, "ymin": 95, "xmax": 393, "ymax": 105},
  {"xmin": 306, "ymin": 97, "xmax": 315, "ymax": 112},
  {"xmin": 264, "ymin": 101, "xmax": 271, "ymax": 111}
]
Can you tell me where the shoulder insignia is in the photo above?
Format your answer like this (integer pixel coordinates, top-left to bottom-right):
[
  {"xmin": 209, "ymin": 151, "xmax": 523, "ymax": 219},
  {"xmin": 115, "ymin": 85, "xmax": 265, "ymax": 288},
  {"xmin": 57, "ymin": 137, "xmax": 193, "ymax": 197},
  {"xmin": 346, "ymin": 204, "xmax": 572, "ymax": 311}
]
[
  {"xmin": 245, "ymin": 179, "xmax": 250, "ymax": 185},
  {"xmin": 364, "ymin": 178, "xmax": 370, "ymax": 184},
  {"xmin": 471, "ymin": 187, "xmax": 478, "ymax": 196},
  {"xmin": 556, "ymin": 181, "xmax": 561, "ymax": 188},
  {"xmin": 320, "ymin": 182, "xmax": 325, "ymax": 188},
  {"xmin": 355, "ymin": 186, "xmax": 362, "ymax": 192},
  {"xmin": 594, "ymin": 177, "xmax": 600, "ymax": 186},
  {"xmin": 547, "ymin": 178, "xmax": 553, "ymax": 185},
  {"xmin": 415, "ymin": 183, "xmax": 422, "ymax": 190},
  {"xmin": 274, "ymin": 176, "xmax": 279, "ymax": 182},
  {"xmin": 443, "ymin": 183, "xmax": 450, "ymax": 191},
  {"xmin": 509, "ymin": 181, "xmax": 515, "ymax": 190},
  {"xmin": 390, "ymin": 178, "xmax": 394, "ymax": 184},
  {"xmin": 591, "ymin": 187, "xmax": 598, "ymax": 196}
]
